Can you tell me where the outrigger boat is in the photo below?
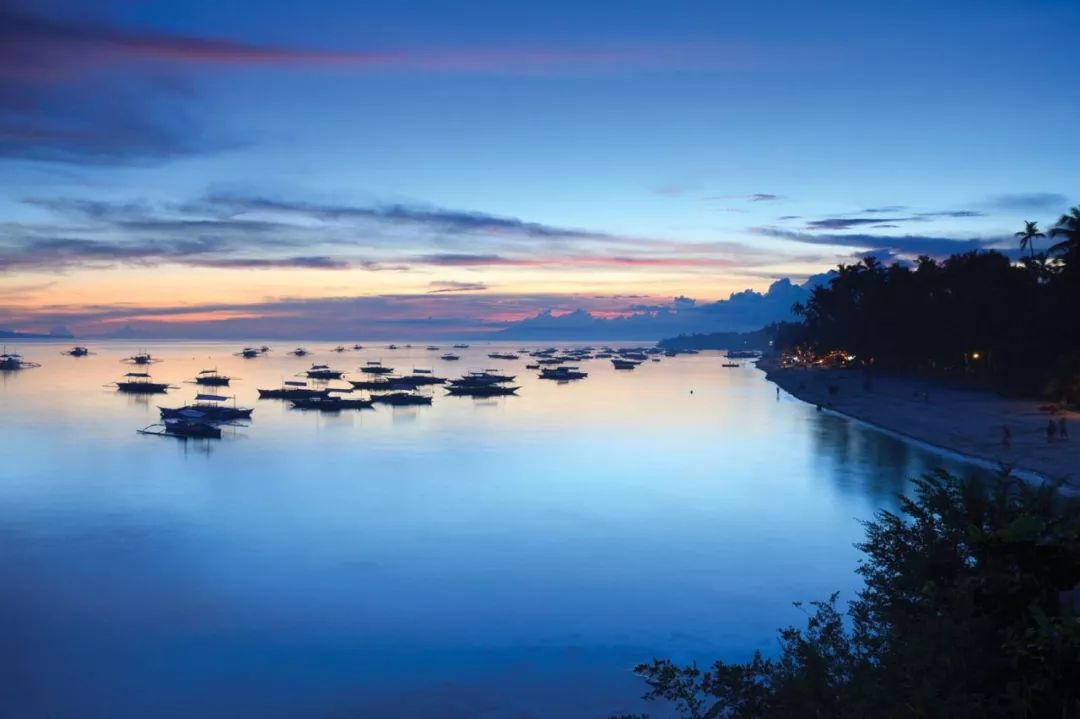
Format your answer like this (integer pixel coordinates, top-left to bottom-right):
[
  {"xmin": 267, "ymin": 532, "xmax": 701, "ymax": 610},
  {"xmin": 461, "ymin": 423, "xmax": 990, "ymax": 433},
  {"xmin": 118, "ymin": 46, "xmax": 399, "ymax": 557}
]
[
  {"xmin": 257, "ymin": 380, "xmax": 332, "ymax": 400},
  {"xmin": 539, "ymin": 366, "xmax": 587, "ymax": 381},
  {"xmin": 332, "ymin": 345, "xmax": 347, "ymax": 353},
  {"xmin": 352, "ymin": 344, "xmax": 363, "ymax": 350},
  {"xmin": 1, "ymin": 350, "xmax": 40, "ymax": 370},
  {"xmin": 123, "ymin": 352, "xmax": 160, "ymax": 365},
  {"xmin": 359, "ymin": 361, "xmax": 393, "ymax": 375},
  {"xmin": 138, "ymin": 417, "xmax": 222, "ymax": 439},
  {"xmin": 446, "ymin": 384, "xmax": 519, "ymax": 397},
  {"xmin": 452, "ymin": 344, "xmax": 469, "ymax": 349},
  {"xmin": 304, "ymin": 364, "xmax": 344, "ymax": 380},
  {"xmin": 236, "ymin": 347, "xmax": 260, "ymax": 358},
  {"xmin": 612, "ymin": 358, "xmax": 641, "ymax": 370},
  {"xmin": 289, "ymin": 395, "xmax": 374, "ymax": 411},
  {"xmin": 192, "ymin": 368, "xmax": 232, "ymax": 386},
  {"xmin": 722, "ymin": 362, "xmax": 741, "ymax": 368},
  {"xmin": 159, "ymin": 394, "xmax": 253, "ymax": 422},
  {"xmin": 448, "ymin": 370, "xmax": 514, "ymax": 387},
  {"xmin": 349, "ymin": 376, "xmax": 395, "ymax": 391},
  {"xmin": 369, "ymin": 391, "xmax": 433, "ymax": 406},
  {"xmin": 291, "ymin": 347, "xmax": 310, "ymax": 357},
  {"xmin": 487, "ymin": 352, "xmax": 519, "ymax": 360},
  {"xmin": 112, "ymin": 372, "xmax": 171, "ymax": 393},
  {"xmin": 426, "ymin": 346, "xmax": 440, "ymax": 351},
  {"xmin": 63, "ymin": 346, "xmax": 91, "ymax": 357},
  {"xmin": 440, "ymin": 353, "xmax": 460, "ymax": 361},
  {"xmin": 400, "ymin": 369, "xmax": 446, "ymax": 386}
]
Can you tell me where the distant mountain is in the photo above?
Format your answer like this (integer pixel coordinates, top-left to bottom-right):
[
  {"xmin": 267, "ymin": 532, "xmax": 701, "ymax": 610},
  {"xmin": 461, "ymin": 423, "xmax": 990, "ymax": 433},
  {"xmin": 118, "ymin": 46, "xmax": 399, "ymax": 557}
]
[
  {"xmin": 0, "ymin": 327, "xmax": 74, "ymax": 339},
  {"xmin": 496, "ymin": 273, "xmax": 832, "ymax": 341}
]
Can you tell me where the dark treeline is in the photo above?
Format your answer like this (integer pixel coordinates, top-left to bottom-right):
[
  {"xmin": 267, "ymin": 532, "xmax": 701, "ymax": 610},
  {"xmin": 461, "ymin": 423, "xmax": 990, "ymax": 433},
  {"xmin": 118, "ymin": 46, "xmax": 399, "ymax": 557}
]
[
  {"xmin": 775, "ymin": 206, "xmax": 1080, "ymax": 402},
  {"xmin": 657, "ymin": 326, "xmax": 776, "ymax": 352}
]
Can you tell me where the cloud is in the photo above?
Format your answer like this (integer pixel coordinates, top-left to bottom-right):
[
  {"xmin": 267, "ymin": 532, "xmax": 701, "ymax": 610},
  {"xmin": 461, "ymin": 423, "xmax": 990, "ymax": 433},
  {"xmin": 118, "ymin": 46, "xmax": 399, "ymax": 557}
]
[
  {"xmin": 747, "ymin": 193, "xmax": 782, "ymax": 202},
  {"xmin": 985, "ymin": 193, "xmax": 1070, "ymax": 212},
  {"xmin": 427, "ymin": 281, "xmax": 488, "ymax": 293},
  {"xmin": 757, "ymin": 227, "xmax": 1005, "ymax": 258},
  {"xmin": 805, "ymin": 209, "xmax": 984, "ymax": 230}
]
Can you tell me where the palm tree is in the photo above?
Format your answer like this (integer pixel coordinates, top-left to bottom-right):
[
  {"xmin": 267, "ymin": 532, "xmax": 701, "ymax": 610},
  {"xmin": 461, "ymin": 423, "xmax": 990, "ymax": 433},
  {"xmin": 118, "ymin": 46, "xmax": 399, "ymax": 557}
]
[
  {"xmin": 1048, "ymin": 206, "xmax": 1080, "ymax": 256},
  {"xmin": 1014, "ymin": 220, "xmax": 1044, "ymax": 260}
]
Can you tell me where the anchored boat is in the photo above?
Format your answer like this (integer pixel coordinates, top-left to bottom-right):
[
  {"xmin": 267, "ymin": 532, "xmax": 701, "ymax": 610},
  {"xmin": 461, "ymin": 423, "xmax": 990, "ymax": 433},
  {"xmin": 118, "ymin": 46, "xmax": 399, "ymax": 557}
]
[
  {"xmin": 159, "ymin": 394, "xmax": 253, "ymax": 422},
  {"xmin": 112, "ymin": 372, "xmax": 171, "ymax": 393}
]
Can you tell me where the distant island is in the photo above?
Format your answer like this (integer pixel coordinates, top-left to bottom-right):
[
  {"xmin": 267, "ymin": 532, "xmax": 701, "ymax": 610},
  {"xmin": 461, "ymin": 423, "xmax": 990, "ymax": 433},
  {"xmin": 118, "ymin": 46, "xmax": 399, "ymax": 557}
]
[{"xmin": 656, "ymin": 325, "xmax": 779, "ymax": 351}]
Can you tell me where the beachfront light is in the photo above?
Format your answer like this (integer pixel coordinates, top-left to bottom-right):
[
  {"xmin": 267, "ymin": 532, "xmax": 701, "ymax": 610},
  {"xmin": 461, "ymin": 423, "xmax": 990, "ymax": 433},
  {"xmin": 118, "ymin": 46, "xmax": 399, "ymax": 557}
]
[{"xmin": 971, "ymin": 352, "xmax": 981, "ymax": 360}]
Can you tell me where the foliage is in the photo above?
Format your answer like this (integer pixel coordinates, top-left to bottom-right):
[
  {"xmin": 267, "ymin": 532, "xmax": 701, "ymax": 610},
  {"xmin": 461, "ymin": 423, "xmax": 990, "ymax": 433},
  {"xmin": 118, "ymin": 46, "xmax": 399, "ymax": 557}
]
[
  {"xmin": 778, "ymin": 207, "xmax": 1080, "ymax": 401},
  {"xmin": 617, "ymin": 470, "xmax": 1080, "ymax": 719}
]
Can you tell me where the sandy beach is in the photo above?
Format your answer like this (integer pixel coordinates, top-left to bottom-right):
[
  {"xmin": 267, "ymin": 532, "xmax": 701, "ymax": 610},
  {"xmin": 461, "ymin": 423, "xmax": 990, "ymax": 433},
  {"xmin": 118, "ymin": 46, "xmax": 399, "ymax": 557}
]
[{"xmin": 759, "ymin": 358, "xmax": 1079, "ymax": 484}]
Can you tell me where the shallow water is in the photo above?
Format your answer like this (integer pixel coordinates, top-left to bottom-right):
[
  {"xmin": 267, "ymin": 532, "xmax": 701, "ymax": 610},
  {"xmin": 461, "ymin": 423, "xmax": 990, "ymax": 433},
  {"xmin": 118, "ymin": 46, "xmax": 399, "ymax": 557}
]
[{"xmin": 0, "ymin": 340, "xmax": 986, "ymax": 718}]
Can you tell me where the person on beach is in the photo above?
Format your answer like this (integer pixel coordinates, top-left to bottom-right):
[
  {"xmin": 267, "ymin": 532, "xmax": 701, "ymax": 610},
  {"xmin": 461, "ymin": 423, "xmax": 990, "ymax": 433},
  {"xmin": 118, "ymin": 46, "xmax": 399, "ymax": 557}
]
[
  {"xmin": 1047, "ymin": 419, "xmax": 1057, "ymax": 443},
  {"xmin": 1001, "ymin": 425, "xmax": 1011, "ymax": 447}
]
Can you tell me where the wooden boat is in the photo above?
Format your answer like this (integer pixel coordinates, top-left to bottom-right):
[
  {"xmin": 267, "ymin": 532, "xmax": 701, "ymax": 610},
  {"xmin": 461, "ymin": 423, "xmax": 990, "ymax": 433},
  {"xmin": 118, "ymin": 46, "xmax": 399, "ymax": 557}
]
[
  {"xmin": 159, "ymin": 394, "xmax": 253, "ymax": 421},
  {"xmin": 258, "ymin": 380, "xmax": 331, "ymax": 400},
  {"xmin": 63, "ymin": 346, "xmax": 91, "ymax": 357},
  {"xmin": 387, "ymin": 344, "xmax": 399, "ymax": 350},
  {"xmin": 539, "ymin": 366, "xmax": 587, "ymax": 381},
  {"xmin": 352, "ymin": 344, "xmax": 363, "ymax": 350},
  {"xmin": 359, "ymin": 361, "xmax": 393, "ymax": 374},
  {"xmin": 369, "ymin": 392, "xmax": 433, "ymax": 406},
  {"xmin": 332, "ymin": 345, "xmax": 347, "ymax": 353},
  {"xmin": 722, "ymin": 362, "xmax": 740, "ymax": 368},
  {"xmin": 123, "ymin": 352, "xmax": 159, "ymax": 365},
  {"xmin": 448, "ymin": 370, "xmax": 514, "ymax": 387},
  {"xmin": 426, "ymin": 346, "xmax": 440, "ymax": 351},
  {"xmin": 291, "ymin": 347, "xmax": 310, "ymax": 357},
  {"xmin": 452, "ymin": 344, "xmax": 469, "ymax": 349},
  {"xmin": 139, "ymin": 418, "xmax": 222, "ymax": 439},
  {"xmin": 487, "ymin": 353, "xmax": 519, "ymax": 360},
  {"xmin": 193, "ymin": 368, "xmax": 231, "ymax": 386},
  {"xmin": 440, "ymin": 353, "xmax": 460, "ymax": 361},
  {"xmin": 236, "ymin": 347, "xmax": 260, "ymax": 358},
  {"xmin": 304, "ymin": 364, "xmax": 343, "ymax": 380},
  {"xmin": 290, "ymin": 395, "xmax": 373, "ymax": 411},
  {"xmin": 349, "ymin": 377, "xmax": 394, "ymax": 391},
  {"xmin": 612, "ymin": 359, "xmax": 640, "ymax": 370},
  {"xmin": 446, "ymin": 384, "xmax": 519, "ymax": 397},
  {"xmin": 113, "ymin": 372, "xmax": 171, "ymax": 393},
  {"xmin": 1, "ymin": 350, "xmax": 40, "ymax": 370}
]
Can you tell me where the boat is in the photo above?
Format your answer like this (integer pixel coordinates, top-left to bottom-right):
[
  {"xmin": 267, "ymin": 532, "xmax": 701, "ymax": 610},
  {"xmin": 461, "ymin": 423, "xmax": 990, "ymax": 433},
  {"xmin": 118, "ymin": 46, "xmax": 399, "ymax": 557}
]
[
  {"xmin": 138, "ymin": 418, "xmax": 222, "ymax": 439},
  {"xmin": 452, "ymin": 344, "xmax": 469, "ymax": 349},
  {"xmin": 426, "ymin": 346, "xmax": 440, "ymax": 351},
  {"xmin": 113, "ymin": 372, "xmax": 171, "ymax": 393},
  {"xmin": 612, "ymin": 359, "xmax": 641, "ymax": 370},
  {"xmin": 235, "ymin": 347, "xmax": 260, "ymax": 358},
  {"xmin": 352, "ymin": 344, "xmax": 363, "ymax": 350},
  {"xmin": 617, "ymin": 351, "xmax": 648, "ymax": 361},
  {"xmin": 401, "ymin": 370, "xmax": 446, "ymax": 386},
  {"xmin": 332, "ymin": 345, "xmax": 347, "ymax": 353},
  {"xmin": 123, "ymin": 352, "xmax": 159, "ymax": 365},
  {"xmin": 192, "ymin": 368, "xmax": 231, "ymax": 386},
  {"xmin": 260, "ymin": 346, "xmax": 271, "ymax": 353},
  {"xmin": 539, "ymin": 366, "xmax": 587, "ymax": 381},
  {"xmin": 289, "ymin": 395, "xmax": 373, "ymax": 411},
  {"xmin": 525, "ymin": 363, "xmax": 540, "ymax": 369},
  {"xmin": 0, "ymin": 350, "xmax": 40, "ymax": 370},
  {"xmin": 725, "ymin": 350, "xmax": 760, "ymax": 359},
  {"xmin": 448, "ymin": 370, "xmax": 514, "ymax": 387},
  {"xmin": 258, "ymin": 380, "xmax": 332, "ymax": 400},
  {"xmin": 446, "ymin": 384, "xmax": 519, "ymax": 397},
  {"xmin": 369, "ymin": 392, "xmax": 433, "ymax": 406},
  {"xmin": 440, "ymin": 353, "xmax": 460, "ymax": 361},
  {"xmin": 304, "ymin": 364, "xmax": 344, "ymax": 380},
  {"xmin": 387, "ymin": 344, "xmax": 399, "ymax": 350},
  {"xmin": 359, "ymin": 361, "xmax": 393, "ymax": 374},
  {"xmin": 349, "ymin": 377, "xmax": 395, "ymax": 391},
  {"xmin": 63, "ymin": 346, "xmax": 91, "ymax": 357},
  {"xmin": 487, "ymin": 353, "xmax": 519, "ymax": 360},
  {"xmin": 291, "ymin": 347, "xmax": 310, "ymax": 357},
  {"xmin": 722, "ymin": 362, "xmax": 741, "ymax": 368},
  {"xmin": 159, "ymin": 394, "xmax": 253, "ymax": 422}
]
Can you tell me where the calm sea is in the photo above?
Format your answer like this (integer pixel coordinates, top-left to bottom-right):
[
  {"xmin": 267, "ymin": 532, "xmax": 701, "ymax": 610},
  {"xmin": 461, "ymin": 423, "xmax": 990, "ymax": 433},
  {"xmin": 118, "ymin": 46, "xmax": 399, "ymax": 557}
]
[{"xmin": 0, "ymin": 340, "xmax": 985, "ymax": 718}]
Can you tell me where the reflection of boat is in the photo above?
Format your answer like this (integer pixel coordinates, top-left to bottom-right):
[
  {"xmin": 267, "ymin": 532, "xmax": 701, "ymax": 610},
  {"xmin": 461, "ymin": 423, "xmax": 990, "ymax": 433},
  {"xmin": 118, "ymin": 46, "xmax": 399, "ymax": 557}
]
[
  {"xmin": 360, "ymin": 361, "xmax": 393, "ymax": 374},
  {"xmin": 440, "ymin": 353, "xmax": 460, "ymax": 361},
  {"xmin": 258, "ymin": 380, "xmax": 331, "ymax": 400},
  {"xmin": 304, "ymin": 364, "xmax": 344, "ymax": 380},
  {"xmin": 63, "ymin": 346, "xmax": 91, "ymax": 357},
  {"xmin": 1, "ymin": 350, "xmax": 40, "ymax": 370},
  {"xmin": 159, "ymin": 394, "xmax": 253, "ymax": 421},
  {"xmin": 539, "ymin": 366, "xmax": 587, "ymax": 381},
  {"xmin": 369, "ymin": 392, "xmax": 433, "ymax": 406},
  {"xmin": 446, "ymin": 384, "xmax": 519, "ymax": 397},
  {"xmin": 113, "ymin": 372, "xmax": 171, "ymax": 393},
  {"xmin": 139, "ymin": 418, "xmax": 222, "ymax": 439},
  {"xmin": 290, "ymin": 395, "xmax": 373, "ymax": 411},
  {"xmin": 612, "ymin": 359, "xmax": 640, "ymax": 370},
  {"xmin": 193, "ymin": 368, "xmax": 231, "ymax": 386}
]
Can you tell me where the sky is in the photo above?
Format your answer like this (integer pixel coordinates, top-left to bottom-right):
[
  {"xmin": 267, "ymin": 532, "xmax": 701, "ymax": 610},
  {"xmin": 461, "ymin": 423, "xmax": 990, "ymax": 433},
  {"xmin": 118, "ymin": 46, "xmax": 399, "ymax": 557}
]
[{"xmin": 1, "ymin": 0, "xmax": 1077, "ymax": 338}]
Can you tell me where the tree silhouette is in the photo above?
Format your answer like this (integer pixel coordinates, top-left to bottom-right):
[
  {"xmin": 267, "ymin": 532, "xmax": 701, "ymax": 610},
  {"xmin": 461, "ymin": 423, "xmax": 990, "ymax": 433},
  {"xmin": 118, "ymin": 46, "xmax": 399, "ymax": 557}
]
[{"xmin": 1015, "ymin": 220, "xmax": 1045, "ymax": 260}]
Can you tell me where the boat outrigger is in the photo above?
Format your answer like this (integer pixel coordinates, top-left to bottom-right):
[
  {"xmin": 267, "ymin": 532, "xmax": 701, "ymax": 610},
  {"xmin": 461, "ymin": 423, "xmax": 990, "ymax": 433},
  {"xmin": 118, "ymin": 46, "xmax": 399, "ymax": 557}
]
[
  {"xmin": 159, "ymin": 394, "xmax": 253, "ymax": 422},
  {"xmin": 112, "ymin": 372, "xmax": 172, "ymax": 393}
]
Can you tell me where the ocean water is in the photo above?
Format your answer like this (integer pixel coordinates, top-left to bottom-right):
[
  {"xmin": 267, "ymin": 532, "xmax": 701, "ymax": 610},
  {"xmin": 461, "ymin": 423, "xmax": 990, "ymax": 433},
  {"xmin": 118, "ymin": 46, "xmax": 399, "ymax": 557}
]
[{"xmin": 0, "ymin": 340, "xmax": 986, "ymax": 718}]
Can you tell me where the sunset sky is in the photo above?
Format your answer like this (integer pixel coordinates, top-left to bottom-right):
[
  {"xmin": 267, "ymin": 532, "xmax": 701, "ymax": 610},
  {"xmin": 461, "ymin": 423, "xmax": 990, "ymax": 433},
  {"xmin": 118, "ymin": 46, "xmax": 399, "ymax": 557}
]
[{"xmin": 1, "ymin": 0, "xmax": 1077, "ymax": 337}]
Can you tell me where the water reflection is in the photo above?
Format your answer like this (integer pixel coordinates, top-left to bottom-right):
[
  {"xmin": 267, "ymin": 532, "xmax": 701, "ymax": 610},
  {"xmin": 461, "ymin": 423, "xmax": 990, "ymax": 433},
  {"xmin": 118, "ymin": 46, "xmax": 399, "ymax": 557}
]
[{"xmin": 0, "ymin": 340, "xmax": 989, "ymax": 718}]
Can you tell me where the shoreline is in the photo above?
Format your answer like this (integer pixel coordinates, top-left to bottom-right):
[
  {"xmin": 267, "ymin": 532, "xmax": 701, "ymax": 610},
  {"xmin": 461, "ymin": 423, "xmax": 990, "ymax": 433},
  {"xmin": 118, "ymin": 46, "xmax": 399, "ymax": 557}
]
[{"xmin": 758, "ymin": 358, "xmax": 1078, "ymax": 485}]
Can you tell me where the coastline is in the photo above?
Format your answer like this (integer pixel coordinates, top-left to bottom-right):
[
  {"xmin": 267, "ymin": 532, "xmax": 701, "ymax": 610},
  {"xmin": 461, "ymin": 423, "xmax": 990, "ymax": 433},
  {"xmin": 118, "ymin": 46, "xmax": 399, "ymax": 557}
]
[{"xmin": 758, "ymin": 357, "xmax": 1079, "ymax": 485}]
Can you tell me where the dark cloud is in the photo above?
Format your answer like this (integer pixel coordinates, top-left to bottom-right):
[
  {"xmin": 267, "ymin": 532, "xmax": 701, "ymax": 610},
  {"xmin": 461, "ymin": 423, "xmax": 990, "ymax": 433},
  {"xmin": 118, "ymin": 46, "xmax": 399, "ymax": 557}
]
[
  {"xmin": 757, "ymin": 227, "xmax": 1004, "ymax": 257},
  {"xmin": 415, "ymin": 253, "xmax": 530, "ymax": 266},
  {"xmin": 805, "ymin": 209, "xmax": 983, "ymax": 230},
  {"xmin": 747, "ymin": 193, "xmax": 782, "ymax": 202},
  {"xmin": 427, "ymin": 281, "xmax": 488, "ymax": 293},
  {"xmin": 986, "ymin": 193, "xmax": 1070, "ymax": 211},
  {"xmin": 861, "ymin": 205, "xmax": 907, "ymax": 213}
]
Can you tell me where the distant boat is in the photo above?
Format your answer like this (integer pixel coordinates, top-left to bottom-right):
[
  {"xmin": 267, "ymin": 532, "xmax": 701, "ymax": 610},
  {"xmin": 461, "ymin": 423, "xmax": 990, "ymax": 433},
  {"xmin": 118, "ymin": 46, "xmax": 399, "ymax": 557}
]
[
  {"xmin": 291, "ymin": 347, "xmax": 310, "ymax": 357},
  {"xmin": 123, "ymin": 352, "xmax": 159, "ymax": 365},
  {"xmin": 332, "ymin": 345, "xmax": 347, "ymax": 353},
  {"xmin": 446, "ymin": 384, "xmax": 519, "ymax": 397},
  {"xmin": 352, "ymin": 344, "xmax": 363, "ymax": 350},
  {"xmin": 359, "ymin": 361, "xmax": 393, "ymax": 374},
  {"xmin": 63, "ymin": 346, "xmax": 91, "ymax": 357},
  {"xmin": 260, "ymin": 346, "xmax": 272, "ymax": 353},
  {"xmin": 539, "ymin": 366, "xmax": 587, "ymax": 381},
  {"xmin": 487, "ymin": 353, "xmax": 519, "ymax": 360},
  {"xmin": 159, "ymin": 394, "xmax": 253, "ymax": 422},
  {"xmin": 725, "ymin": 350, "xmax": 759, "ymax": 359},
  {"xmin": 257, "ymin": 380, "xmax": 331, "ymax": 400},
  {"xmin": 349, "ymin": 376, "xmax": 395, "ymax": 391},
  {"xmin": 722, "ymin": 362, "xmax": 741, "ymax": 368},
  {"xmin": 290, "ymin": 395, "xmax": 373, "ymax": 412},
  {"xmin": 139, "ymin": 417, "xmax": 222, "ymax": 439},
  {"xmin": 369, "ymin": 391, "xmax": 433, "ymax": 406},
  {"xmin": 448, "ymin": 370, "xmax": 514, "ymax": 387},
  {"xmin": 193, "ymin": 368, "xmax": 232, "ymax": 386},
  {"xmin": 452, "ymin": 344, "xmax": 469, "ymax": 349},
  {"xmin": 304, "ymin": 364, "xmax": 344, "ymax": 380},
  {"xmin": 440, "ymin": 353, "xmax": 460, "ymax": 361},
  {"xmin": 236, "ymin": 347, "xmax": 260, "ymax": 358},
  {"xmin": 387, "ymin": 344, "xmax": 399, "ymax": 350},
  {"xmin": 612, "ymin": 359, "xmax": 640, "ymax": 370},
  {"xmin": 112, "ymin": 372, "xmax": 171, "ymax": 394},
  {"xmin": 426, "ymin": 346, "xmax": 440, "ymax": 351}
]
